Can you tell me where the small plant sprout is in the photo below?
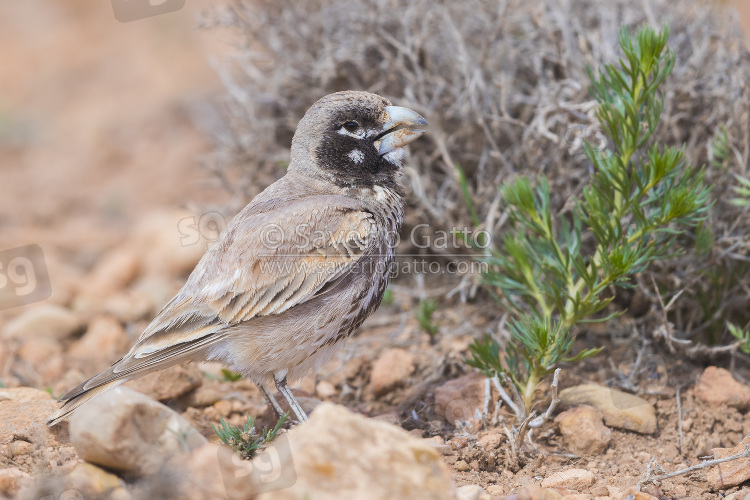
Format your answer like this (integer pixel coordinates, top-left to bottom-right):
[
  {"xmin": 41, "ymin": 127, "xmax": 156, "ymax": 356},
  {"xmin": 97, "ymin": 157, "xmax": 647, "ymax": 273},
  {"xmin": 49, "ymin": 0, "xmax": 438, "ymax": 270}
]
[
  {"xmin": 416, "ymin": 298, "xmax": 439, "ymax": 344},
  {"xmin": 221, "ymin": 369, "xmax": 243, "ymax": 382},
  {"xmin": 213, "ymin": 412, "xmax": 288, "ymax": 460},
  {"xmin": 381, "ymin": 288, "xmax": 394, "ymax": 307},
  {"xmin": 468, "ymin": 25, "xmax": 712, "ymax": 415},
  {"xmin": 730, "ymin": 175, "xmax": 750, "ymax": 208},
  {"xmin": 727, "ymin": 322, "xmax": 750, "ymax": 354}
]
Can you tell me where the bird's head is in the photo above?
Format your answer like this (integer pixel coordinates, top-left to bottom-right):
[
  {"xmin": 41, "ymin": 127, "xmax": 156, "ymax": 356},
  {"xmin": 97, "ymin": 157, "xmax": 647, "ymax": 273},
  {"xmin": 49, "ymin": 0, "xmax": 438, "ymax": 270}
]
[{"xmin": 290, "ymin": 91, "xmax": 428, "ymax": 188}]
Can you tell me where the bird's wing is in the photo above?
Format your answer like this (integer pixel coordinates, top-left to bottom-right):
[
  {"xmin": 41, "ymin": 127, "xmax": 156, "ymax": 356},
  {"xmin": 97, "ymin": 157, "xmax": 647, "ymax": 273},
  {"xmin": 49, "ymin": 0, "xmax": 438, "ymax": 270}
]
[
  {"xmin": 49, "ymin": 195, "xmax": 377, "ymax": 426},
  {"xmin": 82, "ymin": 197, "xmax": 374, "ymax": 383}
]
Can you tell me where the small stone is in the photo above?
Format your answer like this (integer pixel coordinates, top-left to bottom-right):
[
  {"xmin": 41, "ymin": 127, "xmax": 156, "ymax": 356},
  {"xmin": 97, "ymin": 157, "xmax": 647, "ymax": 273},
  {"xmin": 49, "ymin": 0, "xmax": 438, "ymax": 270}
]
[
  {"xmin": 0, "ymin": 386, "xmax": 52, "ymax": 402},
  {"xmin": 618, "ymin": 488, "xmax": 658, "ymax": 500},
  {"xmin": 708, "ymin": 435, "xmax": 750, "ymax": 488},
  {"xmin": 67, "ymin": 462, "xmax": 124, "ymax": 496},
  {"xmin": 127, "ymin": 363, "xmax": 203, "ymax": 401},
  {"xmin": 83, "ymin": 247, "xmax": 140, "ymax": 296},
  {"xmin": 373, "ymin": 410, "xmax": 401, "ymax": 425},
  {"xmin": 316, "ymin": 380, "xmax": 337, "ymax": 398},
  {"xmin": 158, "ymin": 442, "xmax": 257, "ymax": 500},
  {"xmin": 554, "ymin": 405, "xmax": 611, "ymax": 455},
  {"xmin": 486, "ymin": 484, "xmax": 504, "ymax": 496},
  {"xmin": 455, "ymin": 460, "xmax": 471, "ymax": 472},
  {"xmin": 369, "ymin": 348, "xmax": 415, "ymax": 396},
  {"xmin": 180, "ymin": 384, "xmax": 223, "ymax": 407},
  {"xmin": 9, "ymin": 439, "xmax": 34, "ymax": 456},
  {"xmin": 68, "ymin": 386, "xmax": 207, "ymax": 475},
  {"xmin": 16, "ymin": 462, "xmax": 128, "ymax": 500},
  {"xmin": 559, "ymin": 384, "xmax": 656, "ymax": 434},
  {"xmin": 457, "ymin": 484, "xmax": 488, "ymax": 500},
  {"xmin": 434, "ymin": 373, "xmax": 486, "ymax": 422},
  {"xmin": 213, "ymin": 400, "xmax": 233, "ymax": 417},
  {"xmin": 426, "ymin": 441, "xmax": 454, "ymax": 456},
  {"xmin": 2, "ymin": 304, "xmax": 81, "ymax": 340},
  {"xmin": 695, "ymin": 366, "xmax": 750, "ymax": 410},
  {"xmin": 68, "ymin": 315, "xmax": 129, "ymax": 371},
  {"xmin": 541, "ymin": 468, "xmax": 595, "ymax": 489},
  {"xmin": 515, "ymin": 484, "xmax": 564, "ymax": 499},
  {"xmin": 0, "ymin": 468, "xmax": 30, "ymax": 496},
  {"xmin": 681, "ymin": 417, "xmax": 693, "ymax": 432},
  {"xmin": 17, "ymin": 337, "xmax": 65, "ymax": 382},
  {"xmin": 103, "ymin": 289, "xmax": 154, "ymax": 322},
  {"xmin": 477, "ymin": 431, "xmax": 504, "ymax": 450}
]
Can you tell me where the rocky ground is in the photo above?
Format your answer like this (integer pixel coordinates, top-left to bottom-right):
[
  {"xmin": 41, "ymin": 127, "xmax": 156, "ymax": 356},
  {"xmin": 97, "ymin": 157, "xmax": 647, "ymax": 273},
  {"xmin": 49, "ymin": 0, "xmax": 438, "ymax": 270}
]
[
  {"xmin": 3, "ymin": 2, "xmax": 750, "ymax": 500},
  {"xmin": 3, "ymin": 238, "xmax": 750, "ymax": 499}
]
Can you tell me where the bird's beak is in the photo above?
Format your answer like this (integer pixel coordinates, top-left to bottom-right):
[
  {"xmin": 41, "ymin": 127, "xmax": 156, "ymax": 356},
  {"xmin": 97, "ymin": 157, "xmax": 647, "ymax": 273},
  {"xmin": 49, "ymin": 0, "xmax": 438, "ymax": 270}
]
[{"xmin": 375, "ymin": 106, "xmax": 429, "ymax": 156}]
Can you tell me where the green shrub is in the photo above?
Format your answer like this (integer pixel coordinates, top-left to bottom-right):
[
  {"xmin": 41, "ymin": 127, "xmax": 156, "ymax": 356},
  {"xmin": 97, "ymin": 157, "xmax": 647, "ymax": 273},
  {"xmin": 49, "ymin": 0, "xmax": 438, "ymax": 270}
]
[{"xmin": 468, "ymin": 25, "xmax": 712, "ymax": 413}]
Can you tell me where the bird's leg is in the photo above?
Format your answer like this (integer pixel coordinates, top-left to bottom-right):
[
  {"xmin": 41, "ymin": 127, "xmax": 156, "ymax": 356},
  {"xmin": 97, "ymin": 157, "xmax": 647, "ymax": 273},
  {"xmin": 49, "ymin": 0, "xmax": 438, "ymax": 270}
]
[
  {"xmin": 258, "ymin": 382, "xmax": 286, "ymax": 419},
  {"xmin": 274, "ymin": 374, "xmax": 308, "ymax": 422}
]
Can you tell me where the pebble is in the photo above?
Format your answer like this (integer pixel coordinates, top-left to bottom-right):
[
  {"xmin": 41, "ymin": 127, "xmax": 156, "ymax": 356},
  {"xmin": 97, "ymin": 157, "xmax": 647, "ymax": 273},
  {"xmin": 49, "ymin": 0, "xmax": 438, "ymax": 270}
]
[
  {"xmin": 456, "ymin": 484, "xmax": 489, "ymax": 500},
  {"xmin": 559, "ymin": 384, "xmax": 656, "ymax": 434},
  {"xmin": 540, "ymin": 468, "xmax": 595, "ymax": 489},
  {"xmin": 434, "ymin": 373, "xmax": 487, "ymax": 422},
  {"xmin": 0, "ymin": 468, "xmax": 31, "ymax": 497},
  {"xmin": 454, "ymin": 460, "xmax": 471, "ymax": 472},
  {"xmin": 708, "ymin": 435, "xmax": 750, "ymax": 488},
  {"xmin": 2, "ymin": 304, "xmax": 81, "ymax": 340},
  {"xmin": 619, "ymin": 488, "xmax": 658, "ymax": 499},
  {"xmin": 127, "ymin": 363, "xmax": 203, "ymax": 401},
  {"xmin": 213, "ymin": 400, "xmax": 232, "ymax": 417},
  {"xmin": 695, "ymin": 366, "xmax": 750, "ymax": 410},
  {"xmin": 316, "ymin": 379, "xmax": 337, "ymax": 398},
  {"xmin": 68, "ymin": 315, "xmax": 129, "ymax": 371},
  {"xmin": 554, "ymin": 405, "xmax": 611, "ymax": 455},
  {"xmin": 369, "ymin": 348, "xmax": 415, "ymax": 396},
  {"xmin": 83, "ymin": 247, "xmax": 140, "ymax": 296},
  {"xmin": 9, "ymin": 440, "xmax": 33, "ymax": 456}
]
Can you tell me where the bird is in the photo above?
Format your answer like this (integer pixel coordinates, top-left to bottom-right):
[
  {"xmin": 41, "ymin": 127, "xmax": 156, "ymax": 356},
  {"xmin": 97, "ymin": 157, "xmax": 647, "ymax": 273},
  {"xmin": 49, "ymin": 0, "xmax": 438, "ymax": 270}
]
[{"xmin": 48, "ymin": 91, "xmax": 428, "ymax": 426}]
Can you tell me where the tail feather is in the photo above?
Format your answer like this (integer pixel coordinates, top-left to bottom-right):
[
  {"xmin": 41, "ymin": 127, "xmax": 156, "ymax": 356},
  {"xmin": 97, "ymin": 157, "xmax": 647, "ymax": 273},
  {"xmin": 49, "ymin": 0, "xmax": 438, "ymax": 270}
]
[
  {"xmin": 47, "ymin": 379, "xmax": 126, "ymax": 426},
  {"xmin": 47, "ymin": 339, "xmax": 218, "ymax": 426}
]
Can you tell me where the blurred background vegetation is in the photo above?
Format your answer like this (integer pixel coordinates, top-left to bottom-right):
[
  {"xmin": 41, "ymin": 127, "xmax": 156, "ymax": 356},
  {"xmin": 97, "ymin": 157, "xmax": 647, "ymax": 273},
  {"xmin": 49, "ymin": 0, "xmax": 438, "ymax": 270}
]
[{"xmin": 1, "ymin": 0, "xmax": 750, "ymax": 382}]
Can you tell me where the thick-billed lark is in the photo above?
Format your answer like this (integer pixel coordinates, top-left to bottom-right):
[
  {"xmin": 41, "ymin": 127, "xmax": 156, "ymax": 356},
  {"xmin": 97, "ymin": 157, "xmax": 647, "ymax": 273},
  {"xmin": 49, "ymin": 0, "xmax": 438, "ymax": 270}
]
[{"xmin": 48, "ymin": 91, "xmax": 428, "ymax": 426}]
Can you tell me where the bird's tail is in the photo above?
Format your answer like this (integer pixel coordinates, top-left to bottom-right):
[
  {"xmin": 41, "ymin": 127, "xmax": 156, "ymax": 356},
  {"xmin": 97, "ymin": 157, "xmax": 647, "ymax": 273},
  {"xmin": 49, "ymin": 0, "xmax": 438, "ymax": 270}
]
[
  {"xmin": 47, "ymin": 378, "xmax": 127, "ymax": 426},
  {"xmin": 47, "ymin": 311, "xmax": 224, "ymax": 426},
  {"xmin": 47, "ymin": 347, "xmax": 200, "ymax": 426}
]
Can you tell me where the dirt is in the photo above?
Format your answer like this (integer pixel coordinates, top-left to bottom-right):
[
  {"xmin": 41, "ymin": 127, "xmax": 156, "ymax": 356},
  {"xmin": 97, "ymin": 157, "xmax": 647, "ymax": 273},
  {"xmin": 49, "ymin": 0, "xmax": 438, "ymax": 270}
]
[{"xmin": 2, "ymin": 3, "xmax": 750, "ymax": 500}]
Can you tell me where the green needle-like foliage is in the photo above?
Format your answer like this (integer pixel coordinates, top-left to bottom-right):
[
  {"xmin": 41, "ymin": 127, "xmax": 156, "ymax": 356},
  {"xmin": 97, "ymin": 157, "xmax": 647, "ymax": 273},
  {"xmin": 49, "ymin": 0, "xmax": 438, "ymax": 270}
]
[
  {"xmin": 213, "ymin": 412, "xmax": 287, "ymax": 460},
  {"xmin": 467, "ymin": 25, "xmax": 712, "ymax": 414}
]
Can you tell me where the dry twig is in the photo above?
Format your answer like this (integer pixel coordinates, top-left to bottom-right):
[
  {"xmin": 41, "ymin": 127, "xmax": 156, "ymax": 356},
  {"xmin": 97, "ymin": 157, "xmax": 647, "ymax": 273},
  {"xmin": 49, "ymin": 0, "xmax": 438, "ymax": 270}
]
[{"xmin": 639, "ymin": 445, "xmax": 750, "ymax": 489}]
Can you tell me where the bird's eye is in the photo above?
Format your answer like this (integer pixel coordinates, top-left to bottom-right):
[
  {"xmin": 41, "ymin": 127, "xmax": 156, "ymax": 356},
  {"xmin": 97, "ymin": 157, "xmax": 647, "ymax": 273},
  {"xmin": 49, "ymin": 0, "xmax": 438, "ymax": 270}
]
[{"xmin": 343, "ymin": 121, "xmax": 359, "ymax": 132}]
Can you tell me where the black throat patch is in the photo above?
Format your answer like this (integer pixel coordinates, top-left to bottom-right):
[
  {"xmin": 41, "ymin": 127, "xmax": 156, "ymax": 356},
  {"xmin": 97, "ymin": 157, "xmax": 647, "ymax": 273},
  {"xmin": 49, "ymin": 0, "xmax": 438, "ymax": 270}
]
[{"xmin": 315, "ymin": 130, "xmax": 401, "ymax": 188}]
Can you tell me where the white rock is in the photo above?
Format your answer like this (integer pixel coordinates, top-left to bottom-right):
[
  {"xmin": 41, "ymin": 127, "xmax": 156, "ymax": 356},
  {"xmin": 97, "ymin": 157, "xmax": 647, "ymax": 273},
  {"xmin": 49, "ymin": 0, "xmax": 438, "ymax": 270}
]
[
  {"xmin": 255, "ymin": 402, "xmax": 456, "ymax": 500},
  {"xmin": 68, "ymin": 386, "xmax": 207, "ymax": 475},
  {"xmin": 2, "ymin": 304, "xmax": 81, "ymax": 340},
  {"xmin": 456, "ymin": 484, "xmax": 489, "ymax": 500},
  {"xmin": 541, "ymin": 468, "xmax": 595, "ymax": 489}
]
